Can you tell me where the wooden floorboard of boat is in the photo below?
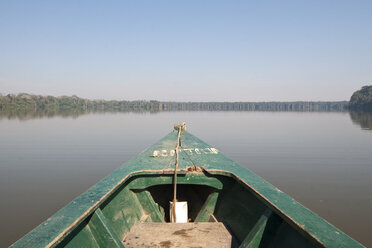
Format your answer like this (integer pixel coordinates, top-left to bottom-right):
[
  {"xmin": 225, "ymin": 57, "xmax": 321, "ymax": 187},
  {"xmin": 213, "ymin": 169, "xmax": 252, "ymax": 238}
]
[{"xmin": 122, "ymin": 222, "xmax": 234, "ymax": 248}]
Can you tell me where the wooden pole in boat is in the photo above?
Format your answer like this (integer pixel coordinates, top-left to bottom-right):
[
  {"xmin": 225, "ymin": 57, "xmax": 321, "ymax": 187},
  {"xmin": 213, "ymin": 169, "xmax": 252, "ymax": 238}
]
[{"xmin": 171, "ymin": 123, "xmax": 185, "ymax": 223}]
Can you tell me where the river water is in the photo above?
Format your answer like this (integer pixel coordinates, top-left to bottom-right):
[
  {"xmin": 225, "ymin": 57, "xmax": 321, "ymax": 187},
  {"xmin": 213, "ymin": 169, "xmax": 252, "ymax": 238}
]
[{"xmin": 0, "ymin": 111, "xmax": 371, "ymax": 247}]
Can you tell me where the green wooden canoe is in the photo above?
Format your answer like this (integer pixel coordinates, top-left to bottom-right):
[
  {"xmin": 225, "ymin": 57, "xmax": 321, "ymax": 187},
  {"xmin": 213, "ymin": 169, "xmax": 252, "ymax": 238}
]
[{"xmin": 11, "ymin": 126, "xmax": 364, "ymax": 248}]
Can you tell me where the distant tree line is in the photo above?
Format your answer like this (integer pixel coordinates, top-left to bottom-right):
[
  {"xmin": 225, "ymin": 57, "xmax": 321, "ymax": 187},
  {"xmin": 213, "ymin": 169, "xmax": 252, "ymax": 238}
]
[
  {"xmin": 160, "ymin": 101, "xmax": 348, "ymax": 111},
  {"xmin": 0, "ymin": 93, "xmax": 350, "ymax": 120},
  {"xmin": 0, "ymin": 93, "xmax": 161, "ymax": 113},
  {"xmin": 349, "ymin": 85, "xmax": 372, "ymax": 111}
]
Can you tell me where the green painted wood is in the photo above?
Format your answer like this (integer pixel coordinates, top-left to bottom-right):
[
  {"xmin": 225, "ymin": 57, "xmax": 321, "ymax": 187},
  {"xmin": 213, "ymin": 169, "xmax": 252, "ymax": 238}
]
[
  {"xmin": 268, "ymin": 222, "xmax": 317, "ymax": 248},
  {"xmin": 128, "ymin": 173, "xmax": 224, "ymax": 190},
  {"xmin": 255, "ymin": 211, "xmax": 283, "ymax": 247},
  {"xmin": 120, "ymin": 210, "xmax": 131, "ymax": 232},
  {"xmin": 239, "ymin": 209, "xmax": 272, "ymax": 248},
  {"xmin": 134, "ymin": 190, "xmax": 164, "ymax": 222},
  {"xmin": 62, "ymin": 223, "xmax": 99, "ymax": 248},
  {"xmin": 194, "ymin": 191, "xmax": 219, "ymax": 222},
  {"xmin": 215, "ymin": 180, "xmax": 267, "ymax": 243},
  {"xmin": 11, "ymin": 130, "xmax": 364, "ymax": 248},
  {"xmin": 88, "ymin": 209, "xmax": 124, "ymax": 248},
  {"xmin": 100, "ymin": 186, "xmax": 142, "ymax": 239}
]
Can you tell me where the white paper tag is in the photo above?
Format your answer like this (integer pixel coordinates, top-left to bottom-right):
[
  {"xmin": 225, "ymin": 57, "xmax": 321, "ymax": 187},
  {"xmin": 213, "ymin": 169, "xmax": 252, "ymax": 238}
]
[{"xmin": 170, "ymin": 201, "xmax": 188, "ymax": 223}]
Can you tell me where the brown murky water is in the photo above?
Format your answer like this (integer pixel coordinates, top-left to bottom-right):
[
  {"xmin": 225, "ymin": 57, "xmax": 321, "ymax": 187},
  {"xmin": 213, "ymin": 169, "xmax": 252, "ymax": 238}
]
[{"xmin": 0, "ymin": 111, "xmax": 371, "ymax": 247}]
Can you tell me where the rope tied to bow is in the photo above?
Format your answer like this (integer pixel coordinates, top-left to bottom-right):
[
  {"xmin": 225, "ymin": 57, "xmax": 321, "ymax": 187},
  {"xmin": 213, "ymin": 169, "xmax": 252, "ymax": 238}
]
[{"xmin": 171, "ymin": 122, "xmax": 186, "ymax": 223}]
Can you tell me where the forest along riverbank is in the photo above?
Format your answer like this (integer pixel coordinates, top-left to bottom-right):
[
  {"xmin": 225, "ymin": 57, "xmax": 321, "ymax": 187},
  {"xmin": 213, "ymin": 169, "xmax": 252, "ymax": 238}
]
[{"xmin": 0, "ymin": 93, "xmax": 348, "ymax": 116}]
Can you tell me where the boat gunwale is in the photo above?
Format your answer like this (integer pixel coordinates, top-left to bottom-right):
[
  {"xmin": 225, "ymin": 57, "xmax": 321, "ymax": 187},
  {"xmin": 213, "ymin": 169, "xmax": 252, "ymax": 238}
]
[
  {"xmin": 11, "ymin": 131, "xmax": 364, "ymax": 248},
  {"xmin": 49, "ymin": 169, "xmax": 336, "ymax": 248}
]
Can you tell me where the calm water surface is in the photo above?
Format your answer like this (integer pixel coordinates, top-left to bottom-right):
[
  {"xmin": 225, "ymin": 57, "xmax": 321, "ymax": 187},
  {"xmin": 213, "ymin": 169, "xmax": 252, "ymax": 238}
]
[{"xmin": 0, "ymin": 112, "xmax": 371, "ymax": 247}]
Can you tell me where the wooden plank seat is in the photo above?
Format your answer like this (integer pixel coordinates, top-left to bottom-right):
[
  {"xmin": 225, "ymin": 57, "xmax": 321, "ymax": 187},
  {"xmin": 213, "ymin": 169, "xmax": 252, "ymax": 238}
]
[{"xmin": 123, "ymin": 222, "xmax": 234, "ymax": 248}]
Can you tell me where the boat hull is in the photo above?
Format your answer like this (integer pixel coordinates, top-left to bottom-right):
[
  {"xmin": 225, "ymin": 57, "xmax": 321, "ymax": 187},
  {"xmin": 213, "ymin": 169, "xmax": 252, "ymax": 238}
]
[{"xmin": 11, "ymin": 131, "xmax": 364, "ymax": 248}]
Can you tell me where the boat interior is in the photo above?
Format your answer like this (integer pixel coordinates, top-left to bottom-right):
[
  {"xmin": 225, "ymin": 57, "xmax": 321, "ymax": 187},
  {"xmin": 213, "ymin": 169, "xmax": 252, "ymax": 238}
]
[{"xmin": 57, "ymin": 171, "xmax": 319, "ymax": 248}]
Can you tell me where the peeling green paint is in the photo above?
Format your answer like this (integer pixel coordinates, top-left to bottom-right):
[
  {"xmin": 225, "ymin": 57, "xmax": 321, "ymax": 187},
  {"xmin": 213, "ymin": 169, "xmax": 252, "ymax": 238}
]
[{"xmin": 11, "ymin": 130, "xmax": 364, "ymax": 248}]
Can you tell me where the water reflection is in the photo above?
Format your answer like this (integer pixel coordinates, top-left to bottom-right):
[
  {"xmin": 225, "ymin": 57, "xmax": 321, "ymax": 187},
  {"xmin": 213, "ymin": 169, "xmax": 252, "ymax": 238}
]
[
  {"xmin": 349, "ymin": 111, "xmax": 372, "ymax": 130},
  {"xmin": 0, "ymin": 109, "xmax": 158, "ymax": 121},
  {"xmin": 0, "ymin": 108, "xmax": 347, "ymax": 121},
  {"xmin": 3, "ymin": 108, "xmax": 372, "ymax": 132}
]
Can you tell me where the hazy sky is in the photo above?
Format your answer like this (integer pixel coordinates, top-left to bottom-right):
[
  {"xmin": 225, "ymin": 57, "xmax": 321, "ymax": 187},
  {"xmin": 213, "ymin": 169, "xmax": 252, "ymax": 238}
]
[{"xmin": 1, "ymin": 1, "xmax": 371, "ymax": 101}]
